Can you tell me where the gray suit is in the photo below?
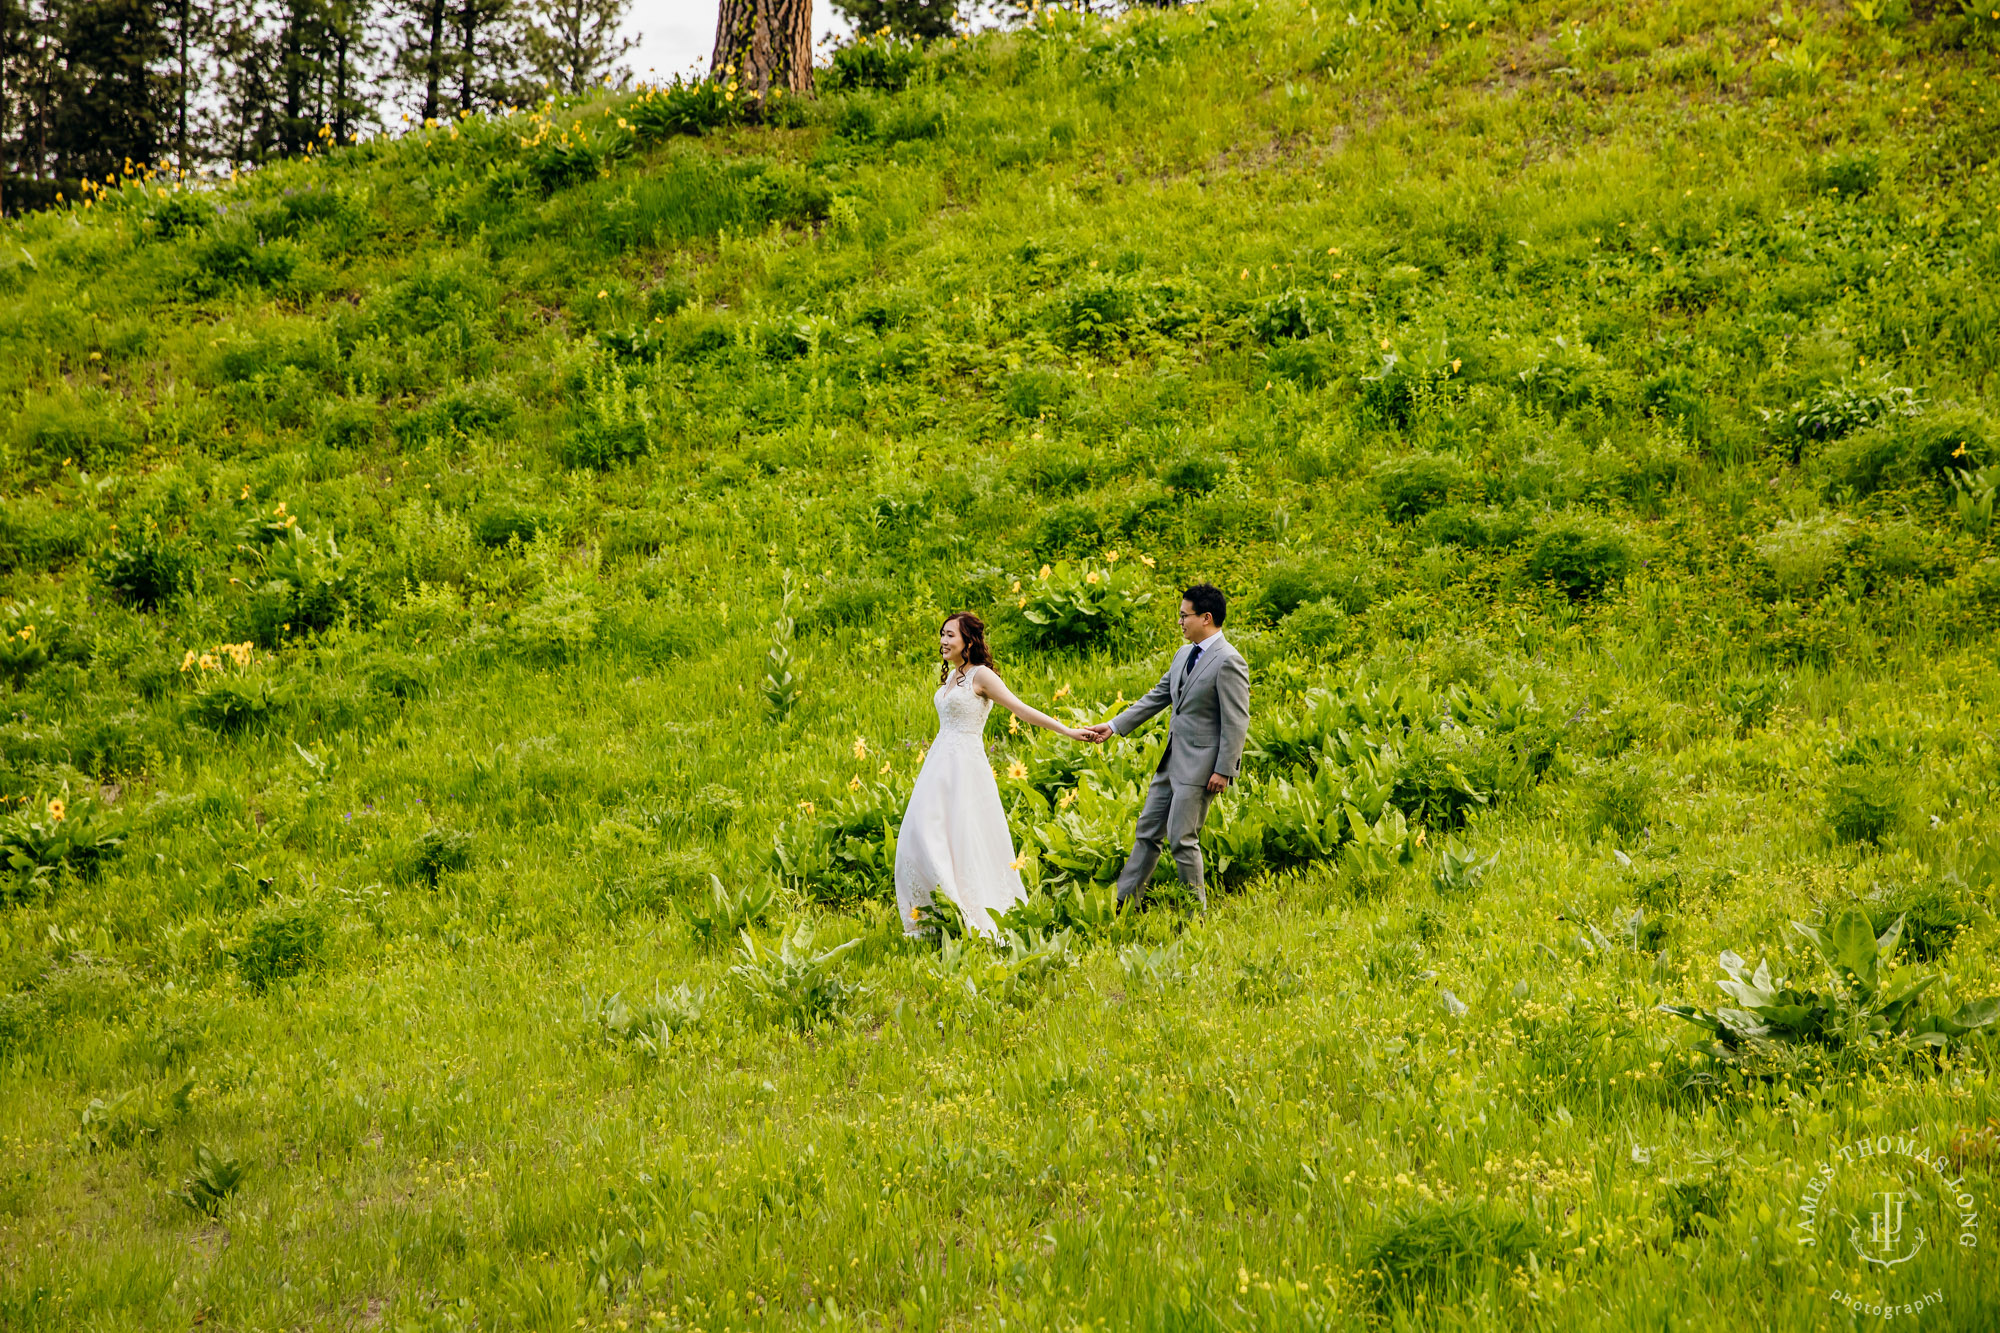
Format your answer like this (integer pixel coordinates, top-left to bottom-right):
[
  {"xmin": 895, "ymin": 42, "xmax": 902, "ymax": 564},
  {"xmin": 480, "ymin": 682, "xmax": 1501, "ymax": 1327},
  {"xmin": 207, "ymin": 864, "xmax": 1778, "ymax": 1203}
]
[{"xmin": 1107, "ymin": 633, "xmax": 1250, "ymax": 906}]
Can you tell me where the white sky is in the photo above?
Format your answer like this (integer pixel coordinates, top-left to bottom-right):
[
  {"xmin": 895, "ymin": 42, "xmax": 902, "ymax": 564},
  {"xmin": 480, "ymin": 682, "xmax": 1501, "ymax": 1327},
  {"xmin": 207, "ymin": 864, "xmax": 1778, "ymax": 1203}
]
[{"xmin": 626, "ymin": 0, "xmax": 856, "ymax": 84}]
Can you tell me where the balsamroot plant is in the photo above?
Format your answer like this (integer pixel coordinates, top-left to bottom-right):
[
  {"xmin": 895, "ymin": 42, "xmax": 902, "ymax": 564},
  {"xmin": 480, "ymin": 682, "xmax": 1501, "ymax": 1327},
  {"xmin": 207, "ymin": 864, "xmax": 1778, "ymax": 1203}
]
[
  {"xmin": 688, "ymin": 875, "xmax": 776, "ymax": 945},
  {"xmin": 1660, "ymin": 909, "xmax": 2000, "ymax": 1069},
  {"xmin": 731, "ymin": 922, "xmax": 864, "ymax": 1028},
  {"xmin": 1016, "ymin": 560, "xmax": 1155, "ymax": 652}
]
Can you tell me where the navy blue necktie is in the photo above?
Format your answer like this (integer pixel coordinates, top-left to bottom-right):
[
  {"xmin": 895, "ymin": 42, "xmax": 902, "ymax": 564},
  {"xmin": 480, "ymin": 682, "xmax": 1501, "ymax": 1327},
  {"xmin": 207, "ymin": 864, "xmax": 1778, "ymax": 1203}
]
[{"xmin": 1181, "ymin": 644, "xmax": 1203, "ymax": 683}]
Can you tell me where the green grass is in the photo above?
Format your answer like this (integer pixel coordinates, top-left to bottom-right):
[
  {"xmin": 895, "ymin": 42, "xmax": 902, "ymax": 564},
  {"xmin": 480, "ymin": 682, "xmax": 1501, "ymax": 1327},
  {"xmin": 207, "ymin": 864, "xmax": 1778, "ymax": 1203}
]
[{"xmin": 4, "ymin": 0, "xmax": 2000, "ymax": 1328}]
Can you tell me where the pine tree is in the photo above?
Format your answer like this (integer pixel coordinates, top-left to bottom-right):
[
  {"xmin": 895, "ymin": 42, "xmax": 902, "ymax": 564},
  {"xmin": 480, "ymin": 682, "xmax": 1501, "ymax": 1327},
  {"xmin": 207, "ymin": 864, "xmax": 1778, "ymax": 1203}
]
[
  {"xmin": 829, "ymin": 0, "xmax": 955, "ymax": 44},
  {"xmin": 394, "ymin": 0, "xmax": 447, "ymax": 123},
  {"xmin": 521, "ymin": 0, "xmax": 634, "ymax": 97}
]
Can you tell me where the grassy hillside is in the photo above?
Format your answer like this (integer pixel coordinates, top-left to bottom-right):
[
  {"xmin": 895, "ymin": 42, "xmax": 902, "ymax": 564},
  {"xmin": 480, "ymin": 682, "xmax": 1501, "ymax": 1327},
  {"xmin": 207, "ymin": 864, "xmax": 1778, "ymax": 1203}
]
[{"xmin": 5, "ymin": 0, "xmax": 2000, "ymax": 1327}]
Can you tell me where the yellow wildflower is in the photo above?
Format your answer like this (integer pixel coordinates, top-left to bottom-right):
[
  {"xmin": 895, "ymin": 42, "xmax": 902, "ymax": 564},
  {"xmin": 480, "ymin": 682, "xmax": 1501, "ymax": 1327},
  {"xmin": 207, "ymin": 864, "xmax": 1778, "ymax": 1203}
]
[
  {"xmin": 1106, "ymin": 550, "xmax": 1119, "ymax": 562},
  {"xmin": 46, "ymin": 797, "xmax": 65, "ymax": 821},
  {"xmin": 273, "ymin": 501, "xmax": 286, "ymax": 515},
  {"xmin": 910, "ymin": 905, "xmax": 921, "ymax": 922},
  {"xmin": 1085, "ymin": 571, "xmax": 1101, "ymax": 585},
  {"xmin": 1010, "ymin": 580, "xmax": 1021, "ymax": 593},
  {"xmin": 852, "ymin": 735, "xmax": 869, "ymax": 760},
  {"xmin": 1008, "ymin": 853, "xmax": 1028, "ymax": 871},
  {"xmin": 797, "ymin": 800, "xmax": 815, "ymax": 814},
  {"xmin": 1058, "ymin": 789, "xmax": 1077, "ymax": 809},
  {"xmin": 199, "ymin": 653, "xmax": 219, "ymax": 671},
  {"xmin": 848, "ymin": 774, "xmax": 862, "ymax": 790},
  {"xmin": 1017, "ymin": 597, "xmax": 1027, "ymax": 609},
  {"xmin": 16, "ymin": 626, "xmax": 32, "ymax": 641},
  {"xmin": 1038, "ymin": 564, "xmax": 1052, "ymax": 580},
  {"xmin": 1007, "ymin": 760, "xmax": 1028, "ymax": 780},
  {"xmin": 180, "ymin": 650, "xmax": 197, "ymax": 672},
  {"xmin": 1139, "ymin": 555, "xmax": 1155, "ymax": 568},
  {"xmin": 1054, "ymin": 683, "xmax": 1071, "ymax": 699},
  {"xmin": 878, "ymin": 761, "xmax": 891, "ymax": 775}
]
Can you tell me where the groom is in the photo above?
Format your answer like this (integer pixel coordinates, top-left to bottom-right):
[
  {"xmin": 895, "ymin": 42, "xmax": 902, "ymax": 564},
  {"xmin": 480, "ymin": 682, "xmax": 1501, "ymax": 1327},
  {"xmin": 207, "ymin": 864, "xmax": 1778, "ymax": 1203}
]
[{"xmin": 1084, "ymin": 583, "xmax": 1249, "ymax": 909}]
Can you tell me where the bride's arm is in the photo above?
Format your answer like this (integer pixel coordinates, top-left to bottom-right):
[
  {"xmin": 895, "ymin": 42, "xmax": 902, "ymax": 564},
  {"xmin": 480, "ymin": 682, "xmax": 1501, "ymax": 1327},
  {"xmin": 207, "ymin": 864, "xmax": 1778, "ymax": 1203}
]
[{"xmin": 968, "ymin": 667, "xmax": 1087, "ymax": 740}]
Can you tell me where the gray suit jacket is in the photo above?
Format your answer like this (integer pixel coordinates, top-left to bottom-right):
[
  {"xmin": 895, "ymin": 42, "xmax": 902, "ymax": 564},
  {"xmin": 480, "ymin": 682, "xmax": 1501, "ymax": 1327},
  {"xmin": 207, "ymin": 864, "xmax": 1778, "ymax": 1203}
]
[{"xmin": 1109, "ymin": 634, "xmax": 1250, "ymax": 788}]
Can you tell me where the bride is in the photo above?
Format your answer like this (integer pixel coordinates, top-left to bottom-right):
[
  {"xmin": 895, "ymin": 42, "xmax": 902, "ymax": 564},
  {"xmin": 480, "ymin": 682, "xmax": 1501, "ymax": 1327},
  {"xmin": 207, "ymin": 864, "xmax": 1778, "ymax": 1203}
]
[{"xmin": 895, "ymin": 612, "xmax": 1094, "ymax": 939}]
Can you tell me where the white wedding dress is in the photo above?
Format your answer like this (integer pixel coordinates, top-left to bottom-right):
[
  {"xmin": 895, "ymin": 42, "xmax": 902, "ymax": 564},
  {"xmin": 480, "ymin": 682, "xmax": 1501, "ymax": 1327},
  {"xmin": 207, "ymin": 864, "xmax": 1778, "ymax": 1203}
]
[{"xmin": 895, "ymin": 668, "xmax": 1027, "ymax": 939}]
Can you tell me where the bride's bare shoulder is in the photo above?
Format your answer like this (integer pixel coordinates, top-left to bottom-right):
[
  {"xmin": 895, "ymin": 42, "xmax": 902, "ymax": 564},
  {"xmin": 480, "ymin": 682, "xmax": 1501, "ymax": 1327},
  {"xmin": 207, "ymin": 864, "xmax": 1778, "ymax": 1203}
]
[{"xmin": 967, "ymin": 663, "xmax": 1004, "ymax": 693}]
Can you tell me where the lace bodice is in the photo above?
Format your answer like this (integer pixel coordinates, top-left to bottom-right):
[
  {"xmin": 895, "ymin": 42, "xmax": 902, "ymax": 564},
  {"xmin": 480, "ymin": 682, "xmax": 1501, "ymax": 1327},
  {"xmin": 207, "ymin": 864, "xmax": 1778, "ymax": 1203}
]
[{"xmin": 933, "ymin": 669, "xmax": 993, "ymax": 742}]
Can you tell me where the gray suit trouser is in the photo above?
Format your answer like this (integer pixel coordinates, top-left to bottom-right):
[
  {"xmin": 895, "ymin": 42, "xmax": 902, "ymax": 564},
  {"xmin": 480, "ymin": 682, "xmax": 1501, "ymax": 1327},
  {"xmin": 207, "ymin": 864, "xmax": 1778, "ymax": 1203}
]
[{"xmin": 1115, "ymin": 765, "xmax": 1214, "ymax": 908}]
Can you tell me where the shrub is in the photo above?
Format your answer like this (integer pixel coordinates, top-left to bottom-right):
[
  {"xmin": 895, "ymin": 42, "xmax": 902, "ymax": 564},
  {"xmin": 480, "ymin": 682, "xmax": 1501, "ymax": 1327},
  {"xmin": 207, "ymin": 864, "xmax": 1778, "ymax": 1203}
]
[
  {"xmin": 16, "ymin": 400, "xmax": 134, "ymax": 469},
  {"xmin": 186, "ymin": 675, "xmax": 275, "ymax": 734},
  {"xmin": 1659, "ymin": 1171, "xmax": 1731, "ymax": 1240},
  {"xmin": 689, "ymin": 876, "xmax": 777, "ymax": 945},
  {"xmin": 1001, "ymin": 367, "xmax": 1070, "ymax": 421},
  {"xmin": 1011, "ymin": 439, "xmax": 1098, "ymax": 495},
  {"xmin": 591, "ymin": 982, "xmax": 707, "ymax": 1057},
  {"xmin": 1584, "ymin": 761, "xmax": 1654, "ymax": 839},
  {"xmin": 177, "ymin": 1144, "xmax": 246, "ymax": 1216},
  {"xmin": 1865, "ymin": 881, "xmax": 1978, "ymax": 963},
  {"xmin": 1526, "ymin": 518, "xmax": 1632, "ymax": 600},
  {"xmin": 1717, "ymin": 673, "xmax": 1786, "ymax": 735},
  {"xmin": 1809, "ymin": 150, "xmax": 1880, "ymax": 197},
  {"xmin": 626, "ymin": 78, "xmax": 743, "ymax": 142},
  {"xmin": 1, "ymin": 794, "xmax": 125, "ymax": 894},
  {"xmin": 1280, "ymin": 598, "xmax": 1360, "ymax": 659},
  {"xmin": 229, "ymin": 903, "xmax": 326, "ymax": 991},
  {"xmin": 1160, "ymin": 454, "xmax": 1230, "ymax": 495},
  {"xmin": 512, "ymin": 584, "xmax": 598, "ymax": 661},
  {"xmin": 731, "ymin": 921, "xmax": 865, "ymax": 1027},
  {"xmin": 1767, "ymin": 376, "xmax": 1923, "ymax": 450},
  {"xmin": 1826, "ymin": 768, "xmax": 1900, "ymax": 844},
  {"xmin": 1660, "ymin": 909, "xmax": 2000, "ymax": 1069},
  {"xmin": 0, "ymin": 601, "xmax": 54, "ymax": 688},
  {"xmin": 1254, "ymin": 558, "xmax": 1379, "ymax": 623},
  {"xmin": 1016, "ymin": 561, "xmax": 1154, "ymax": 652},
  {"xmin": 1419, "ymin": 502, "xmax": 1531, "ymax": 550},
  {"xmin": 800, "ymin": 576, "xmax": 895, "ymax": 632},
  {"xmin": 1823, "ymin": 407, "xmax": 1991, "ymax": 495},
  {"xmin": 1372, "ymin": 453, "xmax": 1466, "ymax": 522},
  {"xmin": 471, "ymin": 501, "xmax": 544, "ymax": 548},
  {"xmin": 97, "ymin": 529, "xmax": 194, "ymax": 610},
  {"xmin": 410, "ymin": 827, "xmax": 474, "ymax": 886},
  {"xmin": 561, "ymin": 359, "xmax": 653, "ymax": 469},
  {"xmin": 188, "ymin": 230, "xmax": 302, "ymax": 292},
  {"xmin": 1251, "ymin": 287, "xmax": 1340, "ymax": 341},
  {"xmin": 1263, "ymin": 340, "xmax": 1335, "ymax": 388},
  {"xmin": 1363, "ymin": 1202, "xmax": 1538, "ymax": 1312},
  {"xmin": 244, "ymin": 529, "xmax": 365, "ymax": 644},
  {"xmin": 823, "ymin": 32, "xmax": 929, "ymax": 91}
]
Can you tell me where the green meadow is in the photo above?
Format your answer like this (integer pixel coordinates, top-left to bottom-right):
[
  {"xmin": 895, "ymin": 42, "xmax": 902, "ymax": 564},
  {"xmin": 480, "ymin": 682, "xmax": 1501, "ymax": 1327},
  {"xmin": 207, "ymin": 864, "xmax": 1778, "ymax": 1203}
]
[{"xmin": 5, "ymin": 0, "xmax": 2000, "ymax": 1327}]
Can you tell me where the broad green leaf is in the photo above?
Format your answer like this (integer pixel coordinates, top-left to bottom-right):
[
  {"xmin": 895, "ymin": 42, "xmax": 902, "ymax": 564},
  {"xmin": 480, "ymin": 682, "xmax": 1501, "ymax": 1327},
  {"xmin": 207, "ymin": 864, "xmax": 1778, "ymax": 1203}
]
[{"xmin": 1827, "ymin": 908, "xmax": 1879, "ymax": 992}]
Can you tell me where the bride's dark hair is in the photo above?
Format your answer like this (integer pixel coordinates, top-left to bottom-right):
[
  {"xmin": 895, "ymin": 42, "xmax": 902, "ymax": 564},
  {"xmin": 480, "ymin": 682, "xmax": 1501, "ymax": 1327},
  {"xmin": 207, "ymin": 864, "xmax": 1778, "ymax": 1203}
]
[{"xmin": 940, "ymin": 612, "xmax": 994, "ymax": 682}]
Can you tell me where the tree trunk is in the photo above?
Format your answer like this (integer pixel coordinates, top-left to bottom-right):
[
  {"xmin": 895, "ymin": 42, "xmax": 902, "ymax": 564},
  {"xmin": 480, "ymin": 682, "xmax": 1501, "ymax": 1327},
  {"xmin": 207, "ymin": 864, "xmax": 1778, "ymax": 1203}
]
[
  {"xmin": 175, "ymin": 0, "xmax": 190, "ymax": 172},
  {"xmin": 710, "ymin": 0, "xmax": 812, "ymax": 98},
  {"xmin": 333, "ymin": 25, "xmax": 349, "ymax": 141},
  {"xmin": 422, "ymin": 0, "xmax": 444, "ymax": 121}
]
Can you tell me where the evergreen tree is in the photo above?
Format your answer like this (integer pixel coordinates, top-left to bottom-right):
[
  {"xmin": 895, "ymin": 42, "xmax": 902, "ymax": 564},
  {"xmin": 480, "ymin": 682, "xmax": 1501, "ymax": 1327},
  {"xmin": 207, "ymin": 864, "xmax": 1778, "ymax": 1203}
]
[
  {"xmin": 521, "ymin": 0, "xmax": 633, "ymax": 96},
  {"xmin": 829, "ymin": 0, "xmax": 955, "ymax": 44},
  {"xmin": 394, "ymin": 0, "xmax": 447, "ymax": 123}
]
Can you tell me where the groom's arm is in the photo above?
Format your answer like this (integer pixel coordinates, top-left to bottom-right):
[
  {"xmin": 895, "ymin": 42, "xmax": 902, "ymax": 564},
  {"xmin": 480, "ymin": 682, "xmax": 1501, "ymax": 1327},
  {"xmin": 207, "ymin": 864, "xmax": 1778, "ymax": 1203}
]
[
  {"xmin": 1212, "ymin": 652, "xmax": 1250, "ymax": 780},
  {"xmin": 1108, "ymin": 666, "xmax": 1175, "ymax": 737}
]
